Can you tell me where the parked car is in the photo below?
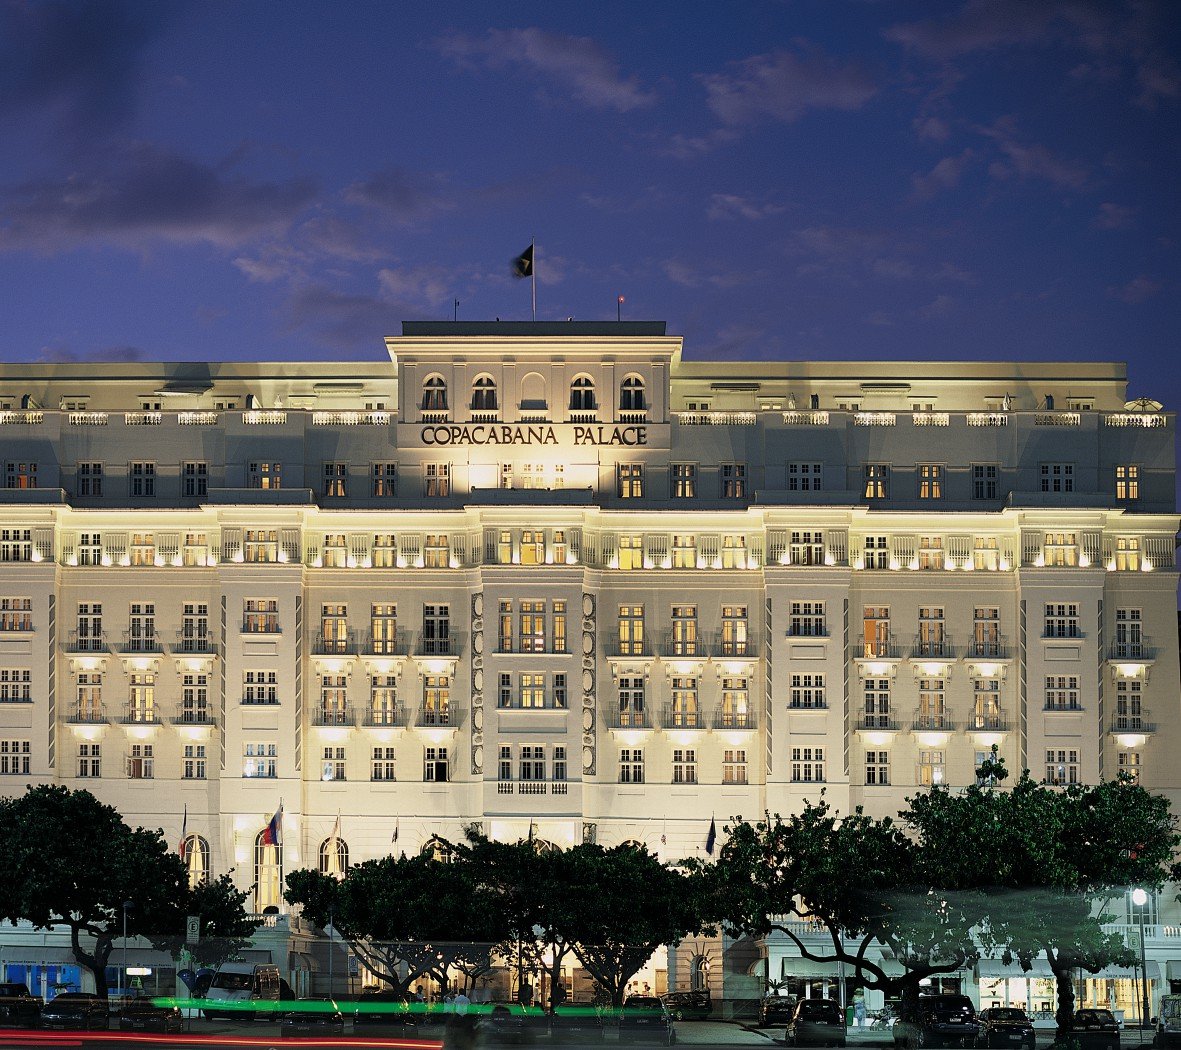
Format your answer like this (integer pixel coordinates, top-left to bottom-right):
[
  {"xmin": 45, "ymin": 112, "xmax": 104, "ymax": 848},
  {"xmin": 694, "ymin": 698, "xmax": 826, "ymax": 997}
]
[
  {"xmin": 200, "ymin": 962, "xmax": 283, "ymax": 1020},
  {"xmin": 1073, "ymin": 1009, "xmax": 1120, "ymax": 1050},
  {"xmin": 118, "ymin": 999, "xmax": 184, "ymax": 1033},
  {"xmin": 662, "ymin": 991, "xmax": 711, "ymax": 1021},
  {"xmin": 353, "ymin": 990, "xmax": 416, "ymax": 1030},
  {"xmin": 787, "ymin": 998, "xmax": 847, "ymax": 1047},
  {"xmin": 1154, "ymin": 993, "xmax": 1181, "ymax": 1048},
  {"xmin": 975, "ymin": 1007, "xmax": 1035, "ymax": 1050},
  {"xmin": 760, "ymin": 995, "xmax": 797, "ymax": 1027},
  {"xmin": 0, "ymin": 983, "xmax": 42, "ymax": 1027},
  {"xmin": 280, "ymin": 997, "xmax": 344, "ymax": 1038},
  {"xmin": 893, "ymin": 994, "xmax": 979, "ymax": 1049},
  {"xmin": 478, "ymin": 1002, "xmax": 538, "ymax": 1045},
  {"xmin": 551, "ymin": 1003, "xmax": 606, "ymax": 1043},
  {"xmin": 619, "ymin": 996, "xmax": 676, "ymax": 1045},
  {"xmin": 40, "ymin": 993, "xmax": 110, "ymax": 1030}
]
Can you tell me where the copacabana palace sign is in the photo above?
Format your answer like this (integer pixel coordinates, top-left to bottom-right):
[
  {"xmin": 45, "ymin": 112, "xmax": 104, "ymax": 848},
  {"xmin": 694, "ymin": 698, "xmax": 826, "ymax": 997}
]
[{"xmin": 419, "ymin": 423, "xmax": 649, "ymax": 446}]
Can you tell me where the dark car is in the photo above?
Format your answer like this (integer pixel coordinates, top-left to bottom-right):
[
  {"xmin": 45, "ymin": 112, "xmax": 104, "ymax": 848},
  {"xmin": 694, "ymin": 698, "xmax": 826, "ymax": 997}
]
[
  {"xmin": 975, "ymin": 1007, "xmax": 1035, "ymax": 1050},
  {"xmin": 551, "ymin": 1003, "xmax": 606, "ymax": 1043},
  {"xmin": 280, "ymin": 997, "xmax": 344, "ymax": 1038},
  {"xmin": 787, "ymin": 998, "xmax": 847, "ymax": 1047},
  {"xmin": 619, "ymin": 996, "xmax": 676, "ymax": 1045},
  {"xmin": 894, "ymin": 995, "xmax": 979, "ymax": 1049},
  {"xmin": 118, "ymin": 999, "xmax": 184, "ymax": 1033},
  {"xmin": 0, "ymin": 983, "xmax": 42, "ymax": 1028},
  {"xmin": 760, "ymin": 995, "xmax": 797, "ymax": 1027},
  {"xmin": 663, "ymin": 991, "xmax": 711, "ymax": 1022},
  {"xmin": 353, "ymin": 991, "xmax": 417, "ymax": 1031},
  {"xmin": 479, "ymin": 1003, "xmax": 540, "ymax": 1045},
  {"xmin": 41, "ymin": 993, "xmax": 110, "ymax": 1030},
  {"xmin": 1073, "ymin": 1009, "xmax": 1120, "ymax": 1050}
]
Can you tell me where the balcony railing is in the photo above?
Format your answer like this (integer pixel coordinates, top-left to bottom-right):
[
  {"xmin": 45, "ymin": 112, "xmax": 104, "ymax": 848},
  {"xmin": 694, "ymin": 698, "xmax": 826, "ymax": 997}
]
[
  {"xmin": 361, "ymin": 705, "xmax": 407, "ymax": 728},
  {"xmin": 911, "ymin": 715, "xmax": 955, "ymax": 732},
  {"xmin": 468, "ymin": 409, "xmax": 499, "ymax": 423},
  {"xmin": 782, "ymin": 410, "xmax": 830, "ymax": 425},
  {"xmin": 241, "ymin": 619, "xmax": 281, "ymax": 635},
  {"xmin": 712, "ymin": 635, "xmax": 758, "ymax": 658},
  {"xmin": 567, "ymin": 410, "xmax": 598, "ymax": 424},
  {"xmin": 677, "ymin": 411, "xmax": 756, "ymax": 425},
  {"xmin": 313, "ymin": 630, "xmax": 358, "ymax": 656},
  {"xmin": 420, "ymin": 410, "xmax": 449, "ymax": 423},
  {"xmin": 363, "ymin": 629, "xmax": 410, "ymax": 656},
  {"xmin": 65, "ymin": 705, "xmax": 108, "ymax": 725},
  {"xmin": 617, "ymin": 410, "xmax": 648, "ymax": 424},
  {"xmin": 859, "ymin": 716, "xmax": 899, "ymax": 731},
  {"xmin": 1108, "ymin": 641, "xmax": 1155, "ymax": 661},
  {"xmin": 311, "ymin": 707, "xmax": 354, "ymax": 727},
  {"xmin": 416, "ymin": 704, "xmax": 460, "ymax": 728},
  {"xmin": 660, "ymin": 704, "xmax": 707, "ymax": 730},
  {"xmin": 120, "ymin": 704, "xmax": 162, "ymax": 725},
  {"xmin": 605, "ymin": 710, "xmax": 653, "ymax": 730},
  {"xmin": 119, "ymin": 631, "xmax": 164, "ymax": 654},
  {"xmin": 857, "ymin": 637, "xmax": 902, "ymax": 659},
  {"xmin": 911, "ymin": 636, "xmax": 955, "ymax": 660},
  {"xmin": 66, "ymin": 631, "xmax": 108, "ymax": 653},
  {"xmin": 172, "ymin": 705, "xmax": 216, "ymax": 727},
  {"xmin": 174, "ymin": 632, "xmax": 215, "ymax": 654},
  {"xmin": 1111, "ymin": 717, "xmax": 1155, "ymax": 734},
  {"xmin": 712, "ymin": 710, "xmax": 757, "ymax": 731},
  {"xmin": 605, "ymin": 635, "xmax": 653, "ymax": 658},
  {"xmin": 311, "ymin": 410, "xmax": 392, "ymax": 426},
  {"xmin": 965, "ymin": 639, "xmax": 1010, "ymax": 659},
  {"xmin": 968, "ymin": 716, "xmax": 1010, "ymax": 732},
  {"xmin": 660, "ymin": 630, "xmax": 706, "ymax": 659},
  {"xmin": 413, "ymin": 632, "xmax": 462, "ymax": 658}
]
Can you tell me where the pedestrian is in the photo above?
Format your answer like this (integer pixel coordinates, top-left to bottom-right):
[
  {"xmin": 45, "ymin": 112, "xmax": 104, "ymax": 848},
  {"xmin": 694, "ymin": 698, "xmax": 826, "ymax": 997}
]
[
  {"xmin": 454, "ymin": 989, "xmax": 470, "ymax": 1016},
  {"xmin": 414, "ymin": 985, "xmax": 425, "ymax": 1003},
  {"xmin": 854, "ymin": 994, "xmax": 867, "ymax": 1029}
]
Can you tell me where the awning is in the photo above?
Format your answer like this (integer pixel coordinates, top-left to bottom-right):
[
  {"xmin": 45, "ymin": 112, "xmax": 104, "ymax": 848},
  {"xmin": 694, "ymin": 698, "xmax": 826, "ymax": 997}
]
[
  {"xmin": 1167, "ymin": 962, "xmax": 1181, "ymax": 980},
  {"xmin": 779, "ymin": 957, "xmax": 841, "ymax": 978},
  {"xmin": 977, "ymin": 961, "xmax": 1055, "ymax": 979},
  {"xmin": 1086, "ymin": 963, "xmax": 1159, "ymax": 981},
  {"xmin": 1, "ymin": 949, "xmax": 77, "ymax": 965}
]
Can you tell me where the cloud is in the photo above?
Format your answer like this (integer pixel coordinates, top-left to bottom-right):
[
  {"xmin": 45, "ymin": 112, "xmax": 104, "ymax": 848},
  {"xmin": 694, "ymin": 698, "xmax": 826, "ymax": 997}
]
[
  {"xmin": 700, "ymin": 45, "xmax": 877, "ymax": 126},
  {"xmin": 287, "ymin": 286, "xmax": 416, "ymax": 351},
  {"xmin": 706, "ymin": 194, "xmax": 785, "ymax": 221},
  {"xmin": 919, "ymin": 294, "xmax": 958, "ymax": 319},
  {"xmin": 344, "ymin": 168, "xmax": 456, "ymax": 224},
  {"xmin": 913, "ymin": 115, "xmax": 952, "ymax": 141},
  {"xmin": 38, "ymin": 344, "xmax": 144, "ymax": 363},
  {"xmin": 1107, "ymin": 275, "xmax": 1162, "ymax": 305},
  {"xmin": 884, "ymin": 1, "xmax": 1062, "ymax": 60},
  {"xmin": 378, "ymin": 266, "xmax": 456, "ymax": 310},
  {"xmin": 657, "ymin": 127, "xmax": 740, "ymax": 159},
  {"xmin": 0, "ymin": 0, "xmax": 174, "ymax": 140},
  {"xmin": 910, "ymin": 148, "xmax": 975, "ymax": 199},
  {"xmin": 0, "ymin": 141, "xmax": 317, "ymax": 252},
  {"xmin": 661, "ymin": 258, "xmax": 755, "ymax": 290},
  {"xmin": 1093, "ymin": 202, "xmax": 1135, "ymax": 231},
  {"xmin": 438, "ymin": 27, "xmax": 656, "ymax": 112},
  {"xmin": 980, "ymin": 118, "xmax": 1088, "ymax": 189}
]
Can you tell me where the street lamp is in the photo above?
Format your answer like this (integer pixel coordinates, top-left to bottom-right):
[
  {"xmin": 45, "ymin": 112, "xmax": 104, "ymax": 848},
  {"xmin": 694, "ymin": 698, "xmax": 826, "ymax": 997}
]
[
  {"xmin": 121, "ymin": 901, "xmax": 134, "ymax": 1000},
  {"xmin": 1132, "ymin": 888, "xmax": 1150, "ymax": 1027}
]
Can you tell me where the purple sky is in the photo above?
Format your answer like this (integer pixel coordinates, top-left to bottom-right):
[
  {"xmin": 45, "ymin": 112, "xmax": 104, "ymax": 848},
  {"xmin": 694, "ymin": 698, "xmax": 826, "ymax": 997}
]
[{"xmin": 0, "ymin": 0, "xmax": 1177, "ymax": 402}]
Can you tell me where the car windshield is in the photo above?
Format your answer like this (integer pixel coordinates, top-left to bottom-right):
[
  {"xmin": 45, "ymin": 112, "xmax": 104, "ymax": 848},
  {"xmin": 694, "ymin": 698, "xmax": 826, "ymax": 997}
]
[
  {"xmin": 800, "ymin": 1001, "xmax": 842, "ymax": 1021},
  {"xmin": 625, "ymin": 998, "xmax": 663, "ymax": 1010},
  {"xmin": 1079, "ymin": 1011, "xmax": 1115, "ymax": 1024},
  {"xmin": 990, "ymin": 1009, "xmax": 1027, "ymax": 1022},
  {"xmin": 929, "ymin": 999, "xmax": 973, "ymax": 1018},
  {"xmin": 212, "ymin": 972, "xmax": 253, "ymax": 991}
]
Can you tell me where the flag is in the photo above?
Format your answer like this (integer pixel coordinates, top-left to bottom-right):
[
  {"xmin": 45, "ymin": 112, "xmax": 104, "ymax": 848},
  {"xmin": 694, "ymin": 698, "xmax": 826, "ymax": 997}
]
[
  {"xmin": 262, "ymin": 803, "xmax": 283, "ymax": 847},
  {"xmin": 328, "ymin": 811, "xmax": 343, "ymax": 877},
  {"xmin": 705, "ymin": 816, "xmax": 717, "ymax": 856},
  {"xmin": 392, "ymin": 819, "xmax": 399, "ymax": 844},
  {"xmin": 528, "ymin": 819, "xmax": 536, "ymax": 843},
  {"xmin": 512, "ymin": 243, "xmax": 534, "ymax": 279},
  {"xmin": 178, "ymin": 804, "xmax": 188, "ymax": 857}
]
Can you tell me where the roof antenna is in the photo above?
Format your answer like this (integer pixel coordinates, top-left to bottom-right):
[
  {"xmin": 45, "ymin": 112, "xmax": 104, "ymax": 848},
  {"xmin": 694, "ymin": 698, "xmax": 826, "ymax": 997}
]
[{"xmin": 453, "ymin": 299, "xmax": 459, "ymax": 321}]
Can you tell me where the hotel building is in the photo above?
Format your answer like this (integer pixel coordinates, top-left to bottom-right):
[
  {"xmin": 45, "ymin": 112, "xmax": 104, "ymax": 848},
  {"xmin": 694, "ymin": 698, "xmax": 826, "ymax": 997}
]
[{"xmin": 0, "ymin": 321, "xmax": 1176, "ymax": 1010}]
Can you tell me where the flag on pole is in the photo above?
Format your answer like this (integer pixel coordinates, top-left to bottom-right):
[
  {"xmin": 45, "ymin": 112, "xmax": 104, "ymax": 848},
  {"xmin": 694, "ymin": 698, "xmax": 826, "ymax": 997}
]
[
  {"xmin": 262, "ymin": 802, "xmax": 283, "ymax": 847},
  {"xmin": 528, "ymin": 819, "xmax": 536, "ymax": 843},
  {"xmin": 328, "ymin": 811, "xmax": 343, "ymax": 877},
  {"xmin": 705, "ymin": 816, "xmax": 717, "ymax": 856},
  {"xmin": 178, "ymin": 803, "xmax": 188, "ymax": 857},
  {"xmin": 511, "ymin": 244, "xmax": 534, "ymax": 279},
  {"xmin": 392, "ymin": 819, "xmax": 399, "ymax": 844}
]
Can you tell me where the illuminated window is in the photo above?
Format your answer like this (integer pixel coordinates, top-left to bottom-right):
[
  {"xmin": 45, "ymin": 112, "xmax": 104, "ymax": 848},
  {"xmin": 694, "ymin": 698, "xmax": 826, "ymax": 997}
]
[
  {"xmin": 1115, "ymin": 537, "xmax": 1141, "ymax": 571},
  {"xmin": 863, "ymin": 464, "xmax": 888, "ymax": 499},
  {"xmin": 723, "ymin": 749, "xmax": 748, "ymax": 784},
  {"xmin": 918, "ymin": 750, "xmax": 945, "ymax": 786},
  {"xmin": 672, "ymin": 749, "xmax": 697, "ymax": 784},
  {"xmin": 372, "ymin": 462, "xmax": 396, "ymax": 497},
  {"xmin": 424, "ymin": 463, "xmax": 450, "ymax": 497},
  {"xmin": 864, "ymin": 680, "xmax": 890, "ymax": 729},
  {"xmin": 247, "ymin": 462, "xmax": 281, "ymax": 489},
  {"xmin": 918, "ymin": 535, "xmax": 943, "ymax": 569},
  {"xmin": 422, "ymin": 375, "xmax": 447, "ymax": 412},
  {"xmin": 182, "ymin": 835, "xmax": 209, "ymax": 886},
  {"xmin": 319, "ymin": 836, "xmax": 349, "ymax": 876},
  {"xmin": 1115, "ymin": 464, "xmax": 1140, "ymax": 501},
  {"xmin": 671, "ymin": 464, "xmax": 696, "ymax": 498},
  {"xmin": 323, "ymin": 462, "xmax": 347, "ymax": 497},
  {"xmin": 618, "ymin": 463, "xmax": 643, "ymax": 499},
  {"xmin": 721, "ymin": 463, "xmax": 747, "ymax": 498},
  {"xmin": 918, "ymin": 464, "xmax": 943, "ymax": 499},
  {"xmin": 618, "ymin": 534, "xmax": 643, "ymax": 571},
  {"xmin": 1044, "ymin": 532, "xmax": 1078, "ymax": 566}
]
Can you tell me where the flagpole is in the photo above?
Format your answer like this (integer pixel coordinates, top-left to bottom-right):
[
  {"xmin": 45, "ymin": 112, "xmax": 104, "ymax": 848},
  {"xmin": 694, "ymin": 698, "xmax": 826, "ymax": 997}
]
[{"xmin": 531, "ymin": 237, "xmax": 536, "ymax": 322}]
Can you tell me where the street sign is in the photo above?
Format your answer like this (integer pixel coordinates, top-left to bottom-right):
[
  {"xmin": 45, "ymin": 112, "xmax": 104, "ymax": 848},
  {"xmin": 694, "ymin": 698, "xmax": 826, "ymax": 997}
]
[{"xmin": 186, "ymin": 916, "xmax": 200, "ymax": 945}]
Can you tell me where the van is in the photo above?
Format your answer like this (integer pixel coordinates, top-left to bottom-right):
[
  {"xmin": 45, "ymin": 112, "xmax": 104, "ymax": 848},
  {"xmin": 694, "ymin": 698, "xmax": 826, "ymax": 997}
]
[{"xmin": 200, "ymin": 963, "xmax": 282, "ymax": 1020}]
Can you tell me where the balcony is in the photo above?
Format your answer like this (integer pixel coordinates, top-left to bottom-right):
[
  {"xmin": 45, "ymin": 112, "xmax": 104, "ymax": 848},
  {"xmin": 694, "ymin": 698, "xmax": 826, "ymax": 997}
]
[
  {"xmin": 241, "ymin": 619, "xmax": 281, "ymax": 635},
  {"xmin": 968, "ymin": 717, "xmax": 1010, "ymax": 732},
  {"xmin": 857, "ymin": 716, "xmax": 899, "ymax": 732},
  {"xmin": 118, "ymin": 631, "xmax": 164, "ymax": 655},
  {"xmin": 65, "ymin": 704, "xmax": 108, "ymax": 725},
  {"xmin": 782, "ymin": 410, "xmax": 830, "ymax": 425},
  {"xmin": 617, "ymin": 409, "xmax": 648, "ymax": 424},
  {"xmin": 605, "ymin": 710, "xmax": 653, "ymax": 730},
  {"xmin": 911, "ymin": 716, "xmax": 955, "ymax": 732},
  {"xmin": 856, "ymin": 638, "xmax": 902, "ymax": 660},
  {"xmin": 1108, "ymin": 641, "xmax": 1156, "ymax": 662},
  {"xmin": 965, "ymin": 639, "xmax": 1011, "ymax": 660},
  {"xmin": 420, "ymin": 409, "xmax": 450, "ymax": 423},
  {"xmin": 311, "ymin": 410, "xmax": 392, "ymax": 426},
  {"xmin": 661, "ymin": 704, "xmax": 707, "ymax": 730},
  {"xmin": 311, "ymin": 707, "xmax": 354, "ymax": 728},
  {"xmin": 416, "ymin": 704, "xmax": 461, "ymax": 728},
  {"xmin": 677, "ymin": 411, "xmax": 756, "ymax": 425},
  {"xmin": 313, "ymin": 630, "xmax": 359, "ymax": 657},
  {"xmin": 605, "ymin": 635, "xmax": 653, "ymax": 659},
  {"xmin": 468, "ymin": 409, "xmax": 499, "ymax": 423},
  {"xmin": 172, "ymin": 705, "xmax": 216, "ymax": 727},
  {"xmin": 413, "ymin": 633, "xmax": 462, "ymax": 658},
  {"xmin": 363, "ymin": 629, "xmax": 410, "ymax": 657},
  {"xmin": 120, "ymin": 704, "xmax": 162, "ymax": 726},
  {"xmin": 910, "ymin": 636, "xmax": 956, "ymax": 660},
  {"xmin": 1111, "ymin": 717, "xmax": 1156, "ymax": 735},
  {"xmin": 712, "ymin": 710, "xmax": 757, "ymax": 731},
  {"xmin": 712, "ymin": 635, "xmax": 759, "ymax": 659},
  {"xmin": 66, "ymin": 631, "xmax": 107, "ymax": 654},
  {"xmin": 174, "ymin": 632, "xmax": 215, "ymax": 655},
  {"xmin": 659, "ymin": 630, "xmax": 707, "ymax": 660},
  {"xmin": 361, "ymin": 705, "xmax": 408, "ymax": 728},
  {"xmin": 568, "ymin": 410, "xmax": 598, "ymax": 424}
]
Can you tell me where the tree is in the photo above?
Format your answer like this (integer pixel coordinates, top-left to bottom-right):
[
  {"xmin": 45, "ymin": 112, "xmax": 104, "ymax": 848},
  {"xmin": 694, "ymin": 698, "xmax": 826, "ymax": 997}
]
[
  {"xmin": 547, "ymin": 843, "xmax": 714, "ymax": 1006},
  {"xmin": 0, "ymin": 786, "xmax": 190, "ymax": 998},
  {"xmin": 150, "ymin": 873, "xmax": 256, "ymax": 970},
  {"xmin": 717, "ymin": 797, "xmax": 990, "ymax": 1021}
]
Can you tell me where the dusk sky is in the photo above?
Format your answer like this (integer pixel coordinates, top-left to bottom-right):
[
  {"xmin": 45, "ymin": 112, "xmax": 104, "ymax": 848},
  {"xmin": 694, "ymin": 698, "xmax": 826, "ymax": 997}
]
[{"xmin": 0, "ymin": 1, "xmax": 1177, "ymax": 400}]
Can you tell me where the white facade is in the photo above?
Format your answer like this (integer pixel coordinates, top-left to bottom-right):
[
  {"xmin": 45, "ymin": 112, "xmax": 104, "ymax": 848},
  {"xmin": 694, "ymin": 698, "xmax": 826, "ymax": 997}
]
[{"xmin": 0, "ymin": 321, "xmax": 1176, "ymax": 1003}]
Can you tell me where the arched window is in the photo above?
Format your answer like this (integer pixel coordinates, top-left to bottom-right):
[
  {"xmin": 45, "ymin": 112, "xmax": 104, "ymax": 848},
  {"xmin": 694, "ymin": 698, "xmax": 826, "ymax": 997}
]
[
  {"xmin": 319, "ymin": 837, "xmax": 349, "ymax": 878},
  {"xmin": 620, "ymin": 375, "xmax": 646, "ymax": 411},
  {"xmin": 520, "ymin": 372, "xmax": 547, "ymax": 414},
  {"xmin": 182, "ymin": 834, "xmax": 210, "ymax": 888},
  {"xmin": 690, "ymin": 953, "xmax": 711, "ymax": 992},
  {"xmin": 254, "ymin": 830, "xmax": 283, "ymax": 912},
  {"xmin": 470, "ymin": 375, "xmax": 498, "ymax": 412},
  {"xmin": 569, "ymin": 375, "xmax": 596, "ymax": 412},
  {"xmin": 421, "ymin": 836, "xmax": 454, "ymax": 863},
  {"xmin": 422, "ymin": 375, "xmax": 448, "ymax": 412},
  {"xmin": 620, "ymin": 838, "xmax": 645, "ymax": 851}
]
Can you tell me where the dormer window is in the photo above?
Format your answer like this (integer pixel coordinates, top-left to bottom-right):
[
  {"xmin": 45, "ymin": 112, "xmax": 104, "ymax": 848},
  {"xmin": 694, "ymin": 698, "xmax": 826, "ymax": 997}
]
[
  {"xmin": 471, "ymin": 375, "xmax": 498, "ymax": 412},
  {"xmin": 422, "ymin": 375, "xmax": 448, "ymax": 412},
  {"xmin": 570, "ymin": 375, "xmax": 596, "ymax": 412},
  {"xmin": 620, "ymin": 375, "xmax": 646, "ymax": 411}
]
